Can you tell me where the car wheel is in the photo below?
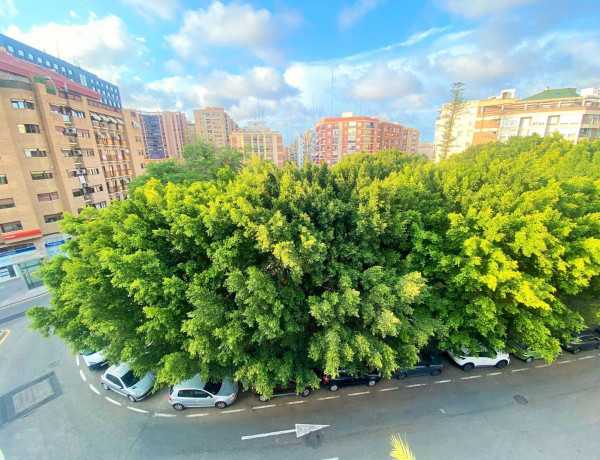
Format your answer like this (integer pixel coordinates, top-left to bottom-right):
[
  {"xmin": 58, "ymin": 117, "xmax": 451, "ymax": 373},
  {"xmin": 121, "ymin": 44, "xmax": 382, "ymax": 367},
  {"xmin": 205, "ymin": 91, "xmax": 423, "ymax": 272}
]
[
  {"xmin": 396, "ymin": 373, "xmax": 407, "ymax": 380},
  {"xmin": 525, "ymin": 356, "xmax": 533, "ymax": 363},
  {"xmin": 172, "ymin": 403, "xmax": 184, "ymax": 411},
  {"xmin": 102, "ymin": 383, "xmax": 109, "ymax": 391},
  {"xmin": 301, "ymin": 388, "xmax": 311, "ymax": 397},
  {"xmin": 127, "ymin": 395, "xmax": 136, "ymax": 403},
  {"xmin": 329, "ymin": 384, "xmax": 338, "ymax": 392},
  {"xmin": 462, "ymin": 363, "xmax": 475, "ymax": 372},
  {"xmin": 258, "ymin": 394, "xmax": 268, "ymax": 402},
  {"xmin": 368, "ymin": 379, "xmax": 376, "ymax": 387},
  {"xmin": 431, "ymin": 369, "xmax": 442, "ymax": 376},
  {"xmin": 572, "ymin": 347, "xmax": 580, "ymax": 354},
  {"xmin": 216, "ymin": 401, "xmax": 227, "ymax": 409},
  {"xmin": 495, "ymin": 360, "xmax": 508, "ymax": 369}
]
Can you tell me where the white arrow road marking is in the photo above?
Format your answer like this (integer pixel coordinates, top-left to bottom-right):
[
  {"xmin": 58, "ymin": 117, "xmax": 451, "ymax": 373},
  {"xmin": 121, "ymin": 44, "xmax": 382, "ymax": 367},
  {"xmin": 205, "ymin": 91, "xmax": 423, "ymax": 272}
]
[
  {"xmin": 578, "ymin": 356, "xmax": 594, "ymax": 360},
  {"xmin": 242, "ymin": 424, "xmax": 330, "ymax": 441},
  {"xmin": 76, "ymin": 355, "xmax": 80, "ymax": 367},
  {"xmin": 347, "ymin": 391, "xmax": 370, "ymax": 396},
  {"xmin": 89, "ymin": 384, "xmax": 100, "ymax": 395},
  {"xmin": 379, "ymin": 387, "xmax": 398, "ymax": 392},
  {"xmin": 186, "ymin": 413, "xmax": 208, "ymax": 418},
  {"xmin": 317, "ymin": 396, "xmax": 339, "ymax": 400},
  {"xmin": 253, "ymin": 405, "xmax": 276, "ymax": 410},
  {"xmin": 434, "ymin": 380, "xmax": 452, "ymax": 384},
  {"xmin": 127, "ymin": 407, "xmax": 149, "ymax": 414},
  {"xmin": 154, "ymin": 413, "xmax": 176, "ymax": 418},
  {"xmin": 405, "ymin": 383, "xmax": 427, "ymax": 388},
  {"xmin": 460, "ymin": 375, "xmax": 482, "ymax": 379},
  {"xmin": 105, "ymin": 397, "xmax": 122, "ymax": 406},
  {"xmin": 79, "ymin": 370, "xmax": 87, "ymax": 382},
  {"xmin": 487, "ymin": 372, "xmax": 502, "ymax": 376}
]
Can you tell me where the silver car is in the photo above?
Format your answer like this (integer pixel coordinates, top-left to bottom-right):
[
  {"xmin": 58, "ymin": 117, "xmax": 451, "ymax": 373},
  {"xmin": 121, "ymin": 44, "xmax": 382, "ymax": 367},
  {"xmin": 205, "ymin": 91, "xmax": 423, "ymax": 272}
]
[
  {"xmin": 100, "ymin": 363, "xmax": 156, "ymax": 402},
  {"xmin": 80, "ymin": 350, "xmax": 108, "ymax": 370},
  {"xmin": 168, "ymin": 375, "xmax": 238, "ymax": 410}
]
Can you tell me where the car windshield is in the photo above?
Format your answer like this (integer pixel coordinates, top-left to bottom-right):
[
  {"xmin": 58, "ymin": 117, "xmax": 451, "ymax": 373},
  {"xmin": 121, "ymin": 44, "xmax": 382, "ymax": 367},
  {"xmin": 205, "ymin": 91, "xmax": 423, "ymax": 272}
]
[
  {"xmin": 121, "ymin": 370, "xmax": 140, "ymax": 387},
  {"xmin": 204, "ymin": 381, "xmax": 222, "ymax": 395},
  {"xmin": 82, "ymin": 350, "xmax": 96, "ymax": 356}
]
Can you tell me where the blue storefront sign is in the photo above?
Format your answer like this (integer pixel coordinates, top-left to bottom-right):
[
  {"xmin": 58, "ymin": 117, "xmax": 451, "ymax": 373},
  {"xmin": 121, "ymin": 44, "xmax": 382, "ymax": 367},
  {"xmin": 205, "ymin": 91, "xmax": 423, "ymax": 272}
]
[{"xmin": 45, "ymin": 238, "xmax": 71, "ymax": 259}]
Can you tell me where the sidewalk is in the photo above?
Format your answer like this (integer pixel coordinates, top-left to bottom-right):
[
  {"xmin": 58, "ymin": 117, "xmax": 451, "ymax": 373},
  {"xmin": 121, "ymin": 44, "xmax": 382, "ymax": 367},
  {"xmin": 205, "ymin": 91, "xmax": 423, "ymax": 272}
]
[{"xmin": 0, "ymin": 277, "xmax": 49, "ymax": 309}]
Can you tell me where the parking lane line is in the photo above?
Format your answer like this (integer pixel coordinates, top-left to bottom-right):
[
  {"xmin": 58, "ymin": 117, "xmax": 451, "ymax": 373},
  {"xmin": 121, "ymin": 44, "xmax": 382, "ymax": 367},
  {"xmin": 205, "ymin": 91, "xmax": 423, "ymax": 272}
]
[
  {"xmin": 79, "ymin": 369, "xmax": 87, "ymax": 382},
  {"xmin": 487, "ymin": 372, "xmax": 502, "ymax": 376},
  {"xmin": 76, "ymin": 354, "xmax": 80, "ymax": 367},
  {"xmin": 379, "ymin": 387, "xmax": 399, "ymax": 392},
  {"xmin": 89, "ymin": 384, "xmax": 100, "ymax": 395},
  {"xmin": 186, "ymin": 413, "xmax": 208, "ymax": 417},
  {"xmin": 317, "ymin": 396, "xmax": 339, "ymax": 400},
  {"xmin": 253, "ymin": 404, "xmax": 276, "ymax": 410},
  {"xmin": 511, "ymin": 368, "xmax": 530, "ymax": 372},
  {"xmin": 105, "ymin": 397, "xmax": 122, "ymax": 406},
  {"xmin": 578, "ymin": 356, "xmax": 594, "ymax": 360},
  {"xmin": 535, "ymin": 364, "xmax": 549, "ymax": 368},
  {"xmin": 405, "ymin": 383, "xmax": 427, "ymax": 388},
  {"xmin": 220, "ymin": 409, "xmax": 245, "ymax": 414},
  {"xmin": 460, "ymin": 375, "xmax": 482, "ymax": 379},
  {"xmin": 434, "ymin": 380, "xmax": 452, "ymax": 384},
  {"xmin": 558, "ymin": 360, "xmax": 572, "ymax": 364},
  {"xmin": 287, "ymin": 400, "xmax": 307, "ymax": 405},
  {"xmin": 154, "ymin": 413, "xmax": 176, "ymax": 418},
  {"xmin": 347, "ymin": 391, "xmax": 370, "ymax": 396},
  {"xmin": 127, "ymin": 406, "xmax": 149, "ymax": 414}
]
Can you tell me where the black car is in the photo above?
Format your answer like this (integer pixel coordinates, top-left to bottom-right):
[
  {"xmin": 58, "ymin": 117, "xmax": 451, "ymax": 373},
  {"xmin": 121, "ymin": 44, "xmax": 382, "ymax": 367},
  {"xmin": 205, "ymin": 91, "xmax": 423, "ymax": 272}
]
[
  {"xmin": 392, "ymin": 352, "xmax": 443, "ymax": 380},
  {"xmin": 251, "ymin": 380, "xmax": 312, "ymax": 402},
  {"xmin": 562, "ymin": 331, "xmax": 600, "ymax": 354},
  {"xmin": 321, "ymin": 369, "xmax": 381, "ymax": 392}
]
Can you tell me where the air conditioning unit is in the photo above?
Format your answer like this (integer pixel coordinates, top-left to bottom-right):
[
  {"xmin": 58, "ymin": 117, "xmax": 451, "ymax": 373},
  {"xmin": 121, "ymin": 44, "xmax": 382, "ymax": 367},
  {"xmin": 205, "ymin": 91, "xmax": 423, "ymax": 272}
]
[
  {"xmin": 125, "ymin": 149, "xmax": 130, "ymax": 153},
  {"xmin": 65, "ymin": 128, "xmax": 77, "ymax": 135}
]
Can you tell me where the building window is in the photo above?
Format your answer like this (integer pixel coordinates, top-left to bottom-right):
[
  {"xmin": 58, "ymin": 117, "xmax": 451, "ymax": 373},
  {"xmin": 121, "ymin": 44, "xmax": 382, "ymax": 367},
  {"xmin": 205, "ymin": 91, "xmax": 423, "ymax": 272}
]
[
  {"xmin": 45, "ymin": 60, "xmax": 51, "ymax": 67},
  {"xmin": 24, "ymin": 149, "xmax": 47, "ymax": 158},
  {"xmin": 27, "ymin": 53, "xmax": 34, "ymax": 61},
  {"xmin": 44, "ymin": 213, "xmax": 63, "ymax": 223},
  {"xmin": 18, "ymin": 124, "xmax": 40, "ymax": 134},
  {"xmin": 72, "ymin": 189, "xmax": 85, "ymax": 197},
  {"xmin": 31, "ymin": 171, "xmax": 54, "ymax": 180},
  {"xmin": 1, "ymin": 221, "xmax": 22, "ymax": 233},
  {"xmin": 37, "ymin": 192, "xmax": 59, "ymax": 202},
  {"xmin": 80, "ymin": 74, "xmax": 87, "ymax": 86},
  {"xmin": 7, "ymin": 45, "xmax": 14, "ymax": 53},
  {"xmin": 0, "ymin": 175, "xmax": 7, "ymax": 185},
  {"xmin": 0, "ymin": 198, "xmax": 15, "ymax": 209},
  {"xmin": 37, "ymin": 57, "xmax": 42, "ymax": 64},
  {"xmin": 18, "ymin": 49, "xmax": 24, "ymax": 57}
]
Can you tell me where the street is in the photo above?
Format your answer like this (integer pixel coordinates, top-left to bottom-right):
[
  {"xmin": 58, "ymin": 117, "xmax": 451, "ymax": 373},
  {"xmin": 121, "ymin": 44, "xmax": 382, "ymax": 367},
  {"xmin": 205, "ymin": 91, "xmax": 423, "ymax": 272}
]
[{"xmin": 0, "ymin": 295, "xmax": 599, "ymax": 459}]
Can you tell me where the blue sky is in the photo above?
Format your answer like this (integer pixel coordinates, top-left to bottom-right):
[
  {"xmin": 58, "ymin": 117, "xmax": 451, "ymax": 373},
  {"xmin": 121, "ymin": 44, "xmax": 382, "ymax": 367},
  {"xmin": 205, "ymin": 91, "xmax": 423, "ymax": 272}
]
[{"xmin": 1, "ymin": 0, "xmax": 600, "ymax": 142}]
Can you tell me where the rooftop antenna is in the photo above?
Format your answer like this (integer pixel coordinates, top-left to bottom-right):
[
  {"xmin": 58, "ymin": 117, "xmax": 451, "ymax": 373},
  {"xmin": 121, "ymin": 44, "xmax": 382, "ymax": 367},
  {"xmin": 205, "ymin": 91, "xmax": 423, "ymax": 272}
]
[
  {"xmin": 360, "ymin": 99, "xmax": 363, "ymax": 116},
  {"xmin": 330, "ymin": 68, "xmax": 334, "ymax": 117},
  {"xmin": 312, "ymin": 91, "xmax": 315, "ymax": 125},
  {"xmin": 55, "ymin": 41, "xmax": 61, "ymax": 59}
]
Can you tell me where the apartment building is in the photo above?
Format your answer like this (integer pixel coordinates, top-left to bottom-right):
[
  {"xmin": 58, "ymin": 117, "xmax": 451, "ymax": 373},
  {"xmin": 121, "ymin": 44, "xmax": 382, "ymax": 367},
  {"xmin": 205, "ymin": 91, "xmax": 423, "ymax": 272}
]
[
  {"xmin": 186, "ymin": 121, "xmax": 196, "ymax": 143},
  {"xmin": 229, "ymin": 122, "xmax": 284, "ymax": 168},
  {"xmin": 400, "ymin": 126, "xmax": 420, "ymax": 155},
  {"xmin": 285, "ymin": 133, "xmax": 308, "ymax": 167},
  {"xmin": 193, "ymin": 107, "xmax": 239, "ymax": 147},
  {"xmin": 137, "ymin": 110, "xmax": 187, "ymax": 161},
  {"xmin": 0, "ymin": 48, "xmax": 145, "ymax": 287},
  {"xmin": 0, "ymin": 33, "xmax": 122, "ymax": 108},
  {"xmin": 417, "ymin": 141, "xmax": 434, "ymax": 160}
]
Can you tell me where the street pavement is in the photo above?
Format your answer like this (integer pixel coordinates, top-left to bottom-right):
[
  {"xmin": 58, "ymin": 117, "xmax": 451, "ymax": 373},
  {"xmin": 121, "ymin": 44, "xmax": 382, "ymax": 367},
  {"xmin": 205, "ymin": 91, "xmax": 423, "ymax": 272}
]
[{"xmin": 0, "ymin": 296, "xmax": 599, "ymax": 459}]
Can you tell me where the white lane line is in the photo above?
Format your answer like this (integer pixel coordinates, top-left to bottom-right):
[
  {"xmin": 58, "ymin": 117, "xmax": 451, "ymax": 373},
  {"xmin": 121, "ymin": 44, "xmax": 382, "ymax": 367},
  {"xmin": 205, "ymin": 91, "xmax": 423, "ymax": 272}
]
[
  {"xmin": 220, "ymin": 409, "xmax": 245, "ymax": 414},
  {"xmin": 79, "ymin": 369, "xmax": 87, "ymax": 382},
  {"xmin": 535, "ymin": 364, "xmax": 549, "ymax": 368},
  {"xmin": 487, "ymin": 372, "xmax": 502, "ymax": 376},
  {"xmin": 253, "ymin": 404, "xmax": 276, "ymax": 410},
  {"xmin": 127, "ymin": 406, "xmax": 149, "ymax": 414},
  {"xmin": 434, "ymin": 380, "xmax": 452, "ymax": 384},
  {"xmin": 317, "ymin": 396, "xmax": 339, "ymax": 400},
  {"xmin": 406, "ymin": 383, "xmax": 427, "ymax": 388},
  {"xmin": 347, "ymin": 391, "xmax": 370, "ymax": 396},
  {"xmin": 186, "ymin": 413, "xmax": 208, "ymax": 418},
  {"xmin": 105, "ymin": 397, "xmax": 122, "ymax": 406},
  {"xmin": 511, "ymin": 368, "xmax": 530, "ymax": 372},
  {"xmin": 154, "ymin": 413, "xmax": 176, "ymax": 418},
  {"xmin": 460, "ymin": 375, "xmax": 482, "ymax": 380},
  {"xmin": 558, "ymin": 360, "xmax": 572, "ymax": 364},
  {"xmin": 379, "ymin": 387, "xmax": 398, "ymax": 392},
  {"xmin": 89, "ymin": 384, "xmax": 100, "ymax": 395},
  {"xmin": 578, "ymin": 356, "xmax": 594, "ymax": 360},
  {"xmin": 439, "ymin": 408, "xmax": 446, "ymax": 414},
  {"xmin": 242, "ymin": 428, "xmax": 297, "ymax": 440},
  {"xmin": 76, "ymin": 355, "xmax": 80, "ymax": 367},
  {"xmin": 287, "ymin": 400, "xmax": 306, "ymax": 405}
]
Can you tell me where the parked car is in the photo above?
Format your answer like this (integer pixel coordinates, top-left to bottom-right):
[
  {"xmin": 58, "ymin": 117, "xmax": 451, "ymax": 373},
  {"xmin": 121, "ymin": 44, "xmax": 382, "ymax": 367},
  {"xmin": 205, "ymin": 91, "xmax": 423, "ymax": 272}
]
[
  {"xmin": 392, "ymin": 351, "xmax": 443, "ymax": 380},
  {"xmin": 80, "ymin": 350, "xmax": 108, "ymax": 370},
  {"xmin": 321, "ymin": 369, "xmax": 381, "ymax": 391},
  {"xmin": 507, "ymin": 340, "xmax": 543, "ymax": 363},
  {"xmin": 448, "ymin": 347, "xmax": 510, "ymax": 372},
  {"xmin": 562, "ymin": 331, "xmax": 600, "ymax": 354},
  {"xmin": 169, "ymin": 375, "xmax": 238, "ymax": 410},
  {"xmin": 251, "ymin": 380, "xmax": 312, "ymax": 402},
  {"xmin": 100, "ymin": 363, "xmax": 155, "ymax": 402}
]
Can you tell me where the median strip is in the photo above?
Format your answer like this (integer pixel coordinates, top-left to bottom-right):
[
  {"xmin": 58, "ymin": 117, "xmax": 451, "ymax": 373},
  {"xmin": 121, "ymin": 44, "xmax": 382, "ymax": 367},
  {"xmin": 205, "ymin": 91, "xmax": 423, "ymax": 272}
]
[
  {"xmin": 89, "ymin": 384, "xmax": 100, "ymax": 395},
  {"xmin": 79, "ymin": 370, "xmax": 87, "ymax": 382},
  {"xmin": 127, "ymin": 406, "xmax": 149, "ymax": 414},
  {"xmin": 105, "ymin": 396, "xmax": 122, "ymax": 406},
  {"xmin": 460, "ymin": 375, "xmax": 482, "ymax": 379}
]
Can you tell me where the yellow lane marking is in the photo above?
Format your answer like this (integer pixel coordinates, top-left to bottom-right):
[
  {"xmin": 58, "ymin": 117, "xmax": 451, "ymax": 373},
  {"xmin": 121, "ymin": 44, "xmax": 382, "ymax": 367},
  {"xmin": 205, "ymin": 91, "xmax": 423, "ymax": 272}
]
[{"xmin": 0, "ymin": 329, "xmax": 11, "ymax": 347}]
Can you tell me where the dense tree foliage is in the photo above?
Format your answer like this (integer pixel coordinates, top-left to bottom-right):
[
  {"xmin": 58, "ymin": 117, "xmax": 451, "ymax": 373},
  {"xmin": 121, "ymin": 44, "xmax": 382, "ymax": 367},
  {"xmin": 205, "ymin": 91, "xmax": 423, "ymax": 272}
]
[{"xmin": 29, "ymin": 136, "xmax": 600, "ymax": 395}]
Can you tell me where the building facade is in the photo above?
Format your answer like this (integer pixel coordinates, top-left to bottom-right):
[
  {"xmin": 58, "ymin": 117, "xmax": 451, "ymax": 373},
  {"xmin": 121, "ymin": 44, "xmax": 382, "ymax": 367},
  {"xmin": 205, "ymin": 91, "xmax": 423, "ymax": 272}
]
[
  {"xmin": 0, "ymin": 48, "xmax": 144, "ymax": 287},
  {"xmin": 193, "ymin": 107, "xmax": 239, "ymax": 147},
  {"xmin": 229, "ymin": 122, "xmax": 284, "ymax": 168},
  {"xmin": 417, "ymin": 141, "xmax": 434, "ymax": 160},
  {"xmin": 0, "ymin": 33, "xmax": 122, "ymax": 108},
  {"xmin": 137, "ymin": 110, "xmax": 187, "ymax": 161}
]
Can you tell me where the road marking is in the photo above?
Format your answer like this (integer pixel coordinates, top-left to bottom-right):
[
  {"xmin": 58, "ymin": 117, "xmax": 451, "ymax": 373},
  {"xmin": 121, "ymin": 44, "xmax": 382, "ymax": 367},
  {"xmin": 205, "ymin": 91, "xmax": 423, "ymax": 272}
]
[
  {"xmin": 79, "ymin": 370, "xmax": 87, "ymax": 382},
  {"xmin": 76, "ymin": 354, "xmax": 80, "ymax": 367},
  {"xmin": 0, "ymin": 329, "xmax": 11, "ymax": 347},
  {"xmin": 379, "ymin": 387, "xmax": 398, "ymax": 392},
  {"xmin": 405, "ymin": 383, "xmax": 427, "ymax": 388},
  {"xmin": 105, "ymin": 397, "xmax": 122, "ymax": 406},
  {"xmin": 487, "ymin": 372, "xmax": 502, "ymax": 376},
  {"xmin": 127, "ymin": 406, "xmax": 149, "ymax": 414},
  {"xmin": 242, "ymin": 424, "xmax": 329, "ymax": 441},
  {"xmin": 578, "ymin": 356, "xmax": 594, "ymax": 360},
  {"xmin": 535, "ymin": 364, "xmax": 549, "ymax": 368},
  {"xmin": 558, "ymin": 360, "xmax": 572, "ymax": 364},
  {"xmin": 347, "ymin": 391, "xmax": 370, "ymax": 396},
  {"xmin": 253, "ymin": 404, "xmax": 276, "ymax": 410},
  {"xmin": 460, "ymin": 375, "xmax": 482, "ymax": 379},
  {"xmin": 511, "ymin": 368, "xmax": 530, "ymax": 372},
  {"xmin": 220, "ymin": 408, "xmax": 245, "ymax": 414},
  {"xmin": 434, "ymin": 380, "xmax": 452, "ymax": 384},
  {"xmin": 287, "ymin": 400, "xmax": 307, "ymax": 405},
  {"xmin": 317, "ymin": 396, "xmax": 339, "ymax": 400},
  {"xmin": 89, "ymin": 384, "xmax": 100, "ymax": 395},
  {"xmin": 0, "ymin": 292, "xmax": 49, "ymax": 310},
  {"xmin": 186, "ymin": 413, "xmax": 208, "ymax": 418},
  {"xmin": 439, "ymin": 408, "xmax": 446, "ymax": 414},
  {"xmin": 154, "ymin": 413, "xmax": 176, "ymax": 418}
]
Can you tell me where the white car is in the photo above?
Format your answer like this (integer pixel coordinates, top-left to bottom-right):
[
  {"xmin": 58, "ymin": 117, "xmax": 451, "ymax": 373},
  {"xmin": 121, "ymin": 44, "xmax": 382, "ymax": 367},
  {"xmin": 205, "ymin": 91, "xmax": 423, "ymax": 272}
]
[
  {"xmin": 80, "ymin": 350, "xmax": 108, "ymax": 370},
  {"xmin": 100, "ymin": 363, "xmax": 156, "ymax": 402},
  {"xmin": 448, "ymin": 347, "xmax": 510, "ymax": 372}
]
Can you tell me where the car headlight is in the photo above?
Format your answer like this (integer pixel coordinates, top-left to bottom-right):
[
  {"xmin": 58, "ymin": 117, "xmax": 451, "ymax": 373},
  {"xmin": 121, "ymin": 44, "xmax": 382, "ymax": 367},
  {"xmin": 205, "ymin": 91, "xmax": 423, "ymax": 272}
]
[{"xmin": 229, "ymin": 393, "xmax": 236, "ymax": 398}]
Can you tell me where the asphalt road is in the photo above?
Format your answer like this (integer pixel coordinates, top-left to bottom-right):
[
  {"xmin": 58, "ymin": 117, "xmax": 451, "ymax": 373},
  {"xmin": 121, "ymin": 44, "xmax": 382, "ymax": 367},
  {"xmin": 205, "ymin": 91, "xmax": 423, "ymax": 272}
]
[{"xmin": 0, "ymin": 295, "xmax": 599, "ymax": 459}]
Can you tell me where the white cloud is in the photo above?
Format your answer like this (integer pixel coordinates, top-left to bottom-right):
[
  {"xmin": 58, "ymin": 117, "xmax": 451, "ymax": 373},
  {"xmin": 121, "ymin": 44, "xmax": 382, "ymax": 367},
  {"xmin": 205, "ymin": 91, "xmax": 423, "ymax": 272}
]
[
  {"xmin": 338, "ymin": 0, "xmax": 384, "ymax": 30},
  {"xmin": 400, "ymin": 27, "xmax": 450, "ymax": 46},
  {"xmin": 350, "ymin": 64, "xmax": 422, "ymax": 100},
  {"xmin": 4, "ymin": 14, "xmax": 147, "ymax": 82},
  {"xmin": 0, "ymin": 0, "xmax": 17, "ymax": 18},
  {"xmin": 435, "ymin": 0, "xmax": 540, "ymax": 19},
  {"xmin": 122, "ymin": 0, "xmax": 180, "ymax": 21},
  {"xmin": 165, "ymin": 1, "xmax": 297, "ymax": 65},
  {"xmin": 69, "ymin": 10, "xmax": 79, "ymax": 19}
]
